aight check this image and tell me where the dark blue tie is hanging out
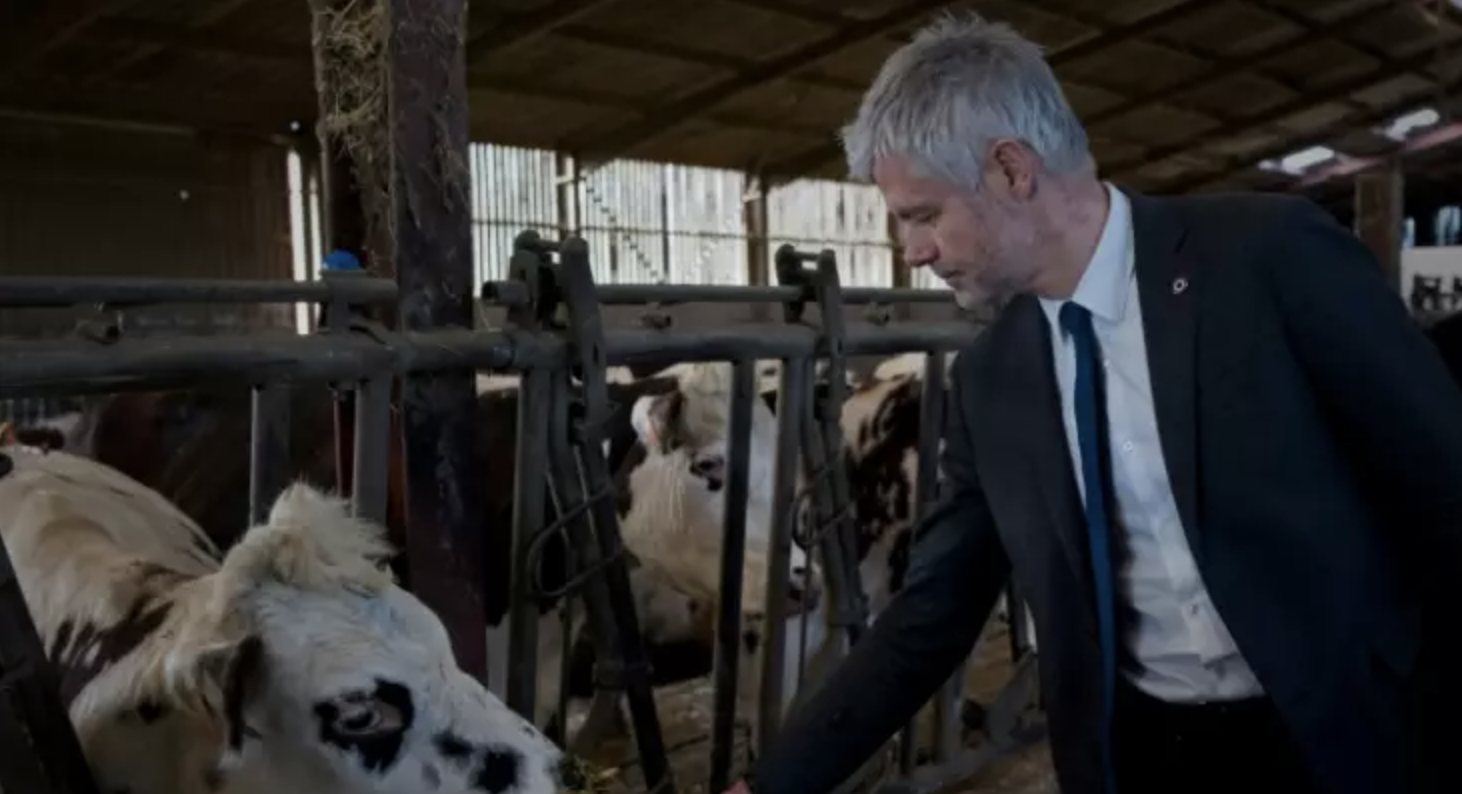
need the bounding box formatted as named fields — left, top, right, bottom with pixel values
left=1059, top=301, right=1119, bottom=794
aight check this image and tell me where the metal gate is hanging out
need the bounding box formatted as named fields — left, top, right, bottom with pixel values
left=0, top=239, right=1042, bottom=794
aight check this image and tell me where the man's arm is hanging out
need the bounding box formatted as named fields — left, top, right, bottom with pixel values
left=1267, top=198, right=1462, bottom=568
left=743, top=351, right=1011, bottom=794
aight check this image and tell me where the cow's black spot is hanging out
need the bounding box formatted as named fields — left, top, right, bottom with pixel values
left=223, top=635, right=265, bottom=750
left=135, top=699, right=168, bottom=724
left=434, top=731, right=474, bottom=763
left=314, top=678, right=416, bottom=774
left=472, top=746, right=522, bottom=793
left=51, top=590, right=174, bottom=707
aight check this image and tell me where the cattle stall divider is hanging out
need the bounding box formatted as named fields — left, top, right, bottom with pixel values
left=0, top=246, right=1043, bottom=794
left=481, top=237, right=1045, bottom=794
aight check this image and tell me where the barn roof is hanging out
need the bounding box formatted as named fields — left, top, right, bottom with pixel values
left=0, top=0, right=1458, bottom=204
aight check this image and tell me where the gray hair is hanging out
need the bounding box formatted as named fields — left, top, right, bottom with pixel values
left=840, top=12, right=1092, bottom=188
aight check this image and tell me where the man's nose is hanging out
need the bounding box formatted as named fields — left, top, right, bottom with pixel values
left=902, top=240, right=937, bottom=268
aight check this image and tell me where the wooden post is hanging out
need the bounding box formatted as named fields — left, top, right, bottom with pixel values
left=384, top=0, right=487, bottom=682
left=1353, top=160, right=1404, bottom=292
left=308, top=0, right=487, bottom=680
left=744, top=170, right=770, bottom=319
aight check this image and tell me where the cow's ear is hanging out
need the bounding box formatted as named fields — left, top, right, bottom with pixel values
left=632, top=392, right=684, bottom=453
left=160, top=621, right=265, bottom=784
left=216, top=483, right=393, bottom=597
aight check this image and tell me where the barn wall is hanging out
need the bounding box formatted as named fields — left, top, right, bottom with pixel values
left=0, top=116, right=296, bottom=338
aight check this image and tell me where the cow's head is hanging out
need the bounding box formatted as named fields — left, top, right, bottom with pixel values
left=628, top=362, right=822, bottom=607
left=99, top=484, right=579, bottom=794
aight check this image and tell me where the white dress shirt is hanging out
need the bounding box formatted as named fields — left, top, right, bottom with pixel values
left=1038, top=183, right=1264, bottom=703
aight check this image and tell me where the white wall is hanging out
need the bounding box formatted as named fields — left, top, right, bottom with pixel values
left=1401, top=246, right=1462, bottom=314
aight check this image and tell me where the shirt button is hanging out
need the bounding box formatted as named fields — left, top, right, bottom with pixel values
left=1187, top=603, right=1201, bottom=617
left=1121, top=441, right=1135, bottom=453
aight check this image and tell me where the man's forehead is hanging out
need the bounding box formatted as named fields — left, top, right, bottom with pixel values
left=874, top=157, right=957, bottom=210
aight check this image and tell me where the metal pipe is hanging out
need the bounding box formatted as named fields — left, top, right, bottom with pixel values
left=918, top=353, right=967, bottom=766
left=0, top=324, right=974, bottom=399
left=0, top=275, right=397, bottom=308
left=708, top=358, right=757, bottom=794
left=0, top=329, right=524, bottom=398
left=604, top=323, right=975, bottom=367
left=756, top=353, right=809, bottom=757
left=248, top=384, right=292, bottom=525
left=350, top=376, right=393, bottom=526
left=506, top=367, right=552, bottom=717
left=481, top=280, right=953, bottom=308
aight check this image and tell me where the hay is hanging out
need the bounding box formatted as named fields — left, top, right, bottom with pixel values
left=306, top=0, right=475, bottom=281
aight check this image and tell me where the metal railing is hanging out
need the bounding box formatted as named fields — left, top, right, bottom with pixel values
left=0, top=237, right=1042, bottom=794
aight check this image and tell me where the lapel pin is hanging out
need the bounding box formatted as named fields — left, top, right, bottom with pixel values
left=1172, top=276, right=1189, bottom=295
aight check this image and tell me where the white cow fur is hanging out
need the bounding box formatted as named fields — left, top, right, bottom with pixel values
left=629, top=359, right=1014, bottom=752
left=0, top=444, right=570, bottom=794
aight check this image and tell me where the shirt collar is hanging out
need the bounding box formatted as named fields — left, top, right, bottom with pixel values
left=1040, top=182, right=1135, bottom=329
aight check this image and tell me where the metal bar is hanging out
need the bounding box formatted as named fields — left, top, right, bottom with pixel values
left=755, top=354, right=809, bottom=758
left=709, top=358, right=757, bottom=793
left=482, top=280, right=954, bottom=307
left=0, top=329, right=525, bottom=398
left=604, top=323, right=975, bottom=367
left=0, top=324, right=976, bottom=399
left=553, top=239, right=675, bottom=792
left=506, top=366, right=551, bottom=717
left=350, top=375, right=392, bottom=526
left=0, top=275, right=396, bottom=308
left=248, top=383, right=292, bottom=525
left=918, top=353, right=965, bottom=766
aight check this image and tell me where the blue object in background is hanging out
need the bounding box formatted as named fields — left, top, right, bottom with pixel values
left=322, top=249, right=362, bottom=272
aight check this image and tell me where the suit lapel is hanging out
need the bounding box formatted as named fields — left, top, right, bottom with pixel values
left=1126, top=189, right=1203, bottom=561
left=994, top=299, right=1094, bottom=594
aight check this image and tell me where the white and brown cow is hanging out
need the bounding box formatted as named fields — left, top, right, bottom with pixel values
left=628, top=353, right=994, bottom=755
left=0, top=443, right=581, bottom=794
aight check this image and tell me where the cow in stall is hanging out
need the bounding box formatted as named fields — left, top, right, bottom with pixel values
left=627, top=352, right=998, bottom=758
left=0, top=442, right=581, bottom=794
left=6, top=369, right=818, bottom=742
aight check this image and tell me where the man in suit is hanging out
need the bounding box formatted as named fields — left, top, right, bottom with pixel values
left=724, top=12, right=1462, bottom=794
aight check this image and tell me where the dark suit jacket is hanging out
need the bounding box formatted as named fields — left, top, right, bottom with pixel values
left=747, top=189, right=1462, bottom=794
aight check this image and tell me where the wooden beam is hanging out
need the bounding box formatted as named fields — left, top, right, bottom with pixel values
left=0, top=76, right=311, bottom=137
left=306, top=0, right=488, bottom=679
left=0, top=0, right=149, bottom=88
left=78, top=21, right=837, bottom=140
left=1100, top=38, right=1462, bottom=179
left=1354, top=161, right=1404, bottom=291
left=101, top=0, right=258, bottom=76
left=1296, top=121, right=1462, bottom=188
left=563, top=0, right=957, bottom=162
left=464, top=0, right=618, bottom=67
left=1156, top=72, right=1462, bottom=194
left=1079, top=0, right=1395, bottom=131
left=761, top=0, right=1220, bottom=181
left=385, top=0, right=488, bottom=679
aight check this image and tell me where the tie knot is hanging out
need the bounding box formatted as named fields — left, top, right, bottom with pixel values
left=1059, top=301, right=1092, bottom=338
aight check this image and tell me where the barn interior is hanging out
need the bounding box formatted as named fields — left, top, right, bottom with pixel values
left=0, top=1, right=1460, bottom=794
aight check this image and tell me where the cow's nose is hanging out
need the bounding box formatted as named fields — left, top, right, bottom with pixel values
left=787, top=578, right=822, bottom=614
left=553, top=754, right=588, bottom=791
